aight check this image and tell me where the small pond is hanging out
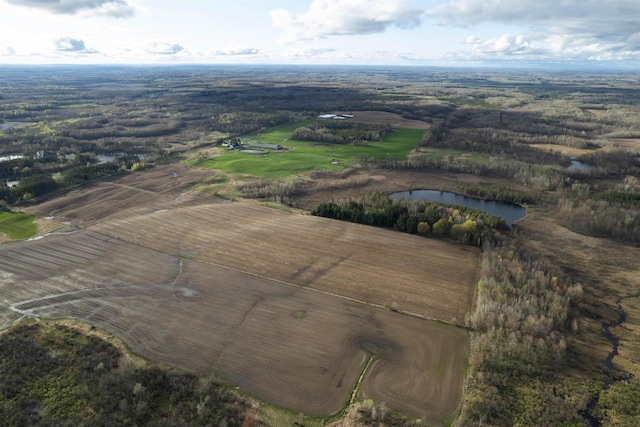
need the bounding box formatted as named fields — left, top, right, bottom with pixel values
left=568, top=158, right=595, bottom=172
left=96, top=154, right=118, bottom=163
left=389, top=190, right=527, bottom=228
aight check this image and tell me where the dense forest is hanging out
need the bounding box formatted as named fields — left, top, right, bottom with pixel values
left=291, top=121, right=393, bottom=145
left=311, top=190, right=507, bottom=246
left=0, top=322, right=259, bottom=426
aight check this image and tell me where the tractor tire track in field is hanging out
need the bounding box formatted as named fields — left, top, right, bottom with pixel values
left=9, top=284, right=190, bottom=320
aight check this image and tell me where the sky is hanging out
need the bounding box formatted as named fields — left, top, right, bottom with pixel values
left=0, top=0, right=638, bottom=67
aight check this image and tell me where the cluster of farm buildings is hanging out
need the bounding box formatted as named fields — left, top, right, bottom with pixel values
left=317, top=113, right=354, bottom=120
left=221, top=141, right=282, bottom=150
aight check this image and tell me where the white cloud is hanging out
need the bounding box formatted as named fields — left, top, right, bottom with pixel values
left=464, top=35, right=480, bottom=44
left=627, top=33, right=640, bottom=51
left=428, top=0, right=640, bottom=61
left=3, top=0, right=135, bottom=18
left=287, top=47, right=336, bottom=58
left=54, top=37, right=98, bottom=54
left=1, top=46, right=16, bottom=55
left=211, top=47, right=260, bottom=56
left=470, top=34, right=541, bottom=55
left=427, top=0, right=639, bottom=30
left=146, top=42, right=184, bottom=55
left=271, top=0, right=422, bottom=41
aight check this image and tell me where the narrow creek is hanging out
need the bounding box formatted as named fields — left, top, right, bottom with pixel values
left=584, top=293, right=640, bottom=426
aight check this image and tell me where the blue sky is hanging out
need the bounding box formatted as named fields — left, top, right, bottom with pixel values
left=0, top=0, right=638, bottom=67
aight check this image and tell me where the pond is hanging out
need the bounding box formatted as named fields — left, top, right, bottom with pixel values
left=96, top=154, right=118, bottom=164
left=389, top=190, right=527, bottom=228
left=568, top=158, right=595, bottom=172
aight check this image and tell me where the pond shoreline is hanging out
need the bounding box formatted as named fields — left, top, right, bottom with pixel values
left=389, top=189, right=527, bottom=229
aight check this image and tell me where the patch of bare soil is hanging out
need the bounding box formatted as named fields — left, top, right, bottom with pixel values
left=530, top=143, right=597, bottom=157
left=33, top=218, right=65, bottom=237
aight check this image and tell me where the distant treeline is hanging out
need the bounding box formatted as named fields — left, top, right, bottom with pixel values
left=560, top=199, right=640, bottom=246
left=0, top=159, right=143, bottom=204
left=0, top=174, right=59, bottom=204
left=311, top=190, right=506, bottom=246
left=291, top=121, right=392, bottom=145
left=456, top=183, right=537, bottom=205
left=594, top=190, right=640, bottom=205
left=207, top=111, right=293, bottom=135
left=60, top=118, right=185, bottom=141
left=420, top=110, right=569, bottom=166
left=364, top=155, right=567, bottom=191
left=579, top=149, right=640, bottom=175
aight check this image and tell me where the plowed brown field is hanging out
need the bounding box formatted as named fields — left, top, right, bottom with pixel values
left=89, top=202, right=478, bottom=323
left=2, top=166, right=479, bottom=423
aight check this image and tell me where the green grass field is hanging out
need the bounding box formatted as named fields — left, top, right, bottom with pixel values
left=195, top=121, right=425, bottom=179
left=0, top=210, right=38, bottom=240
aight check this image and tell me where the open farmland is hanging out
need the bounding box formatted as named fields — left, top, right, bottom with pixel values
left=0, top=231, right=471, bottom=422
left=88, top=202, right=478, bottom=323
left=0, top=168, right=480, bottom=423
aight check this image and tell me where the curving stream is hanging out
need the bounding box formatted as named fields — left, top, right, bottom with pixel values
left=584, top=293, right=640, bottom=426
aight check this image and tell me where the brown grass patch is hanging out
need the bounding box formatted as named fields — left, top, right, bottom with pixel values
left=331, top=111, right=431, bottom=130
left=530, top=143, right=596, bottom=157
left=611, top=138, right=640, bottom=152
